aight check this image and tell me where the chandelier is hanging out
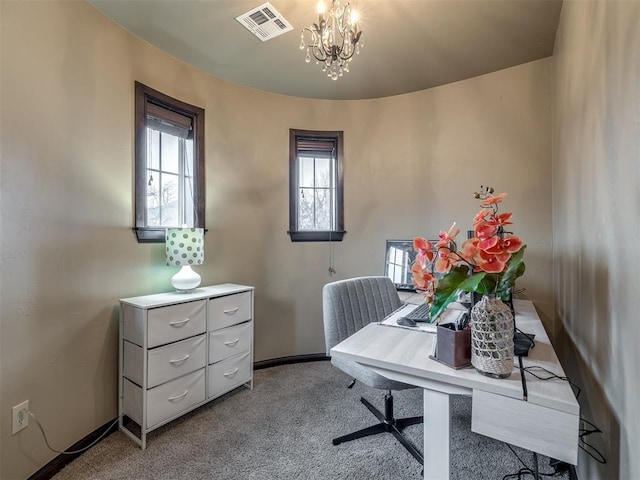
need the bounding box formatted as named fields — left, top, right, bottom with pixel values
left=300, top=0, right=363, bottom=80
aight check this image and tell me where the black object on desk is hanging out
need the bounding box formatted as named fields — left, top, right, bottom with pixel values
left=514, top=331, right=535, bottom=356
left=396, top=316, right=418, bottom=327
left=403, top=302, right=432, bottom=322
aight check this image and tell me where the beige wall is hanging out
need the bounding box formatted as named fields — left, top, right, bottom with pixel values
left=553, top=1, right=640, bottom=479
left=0, top=1, right=552, bottom=478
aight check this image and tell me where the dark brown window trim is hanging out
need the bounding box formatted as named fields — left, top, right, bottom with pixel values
left=287, top=231, right=346, bottom=242
left=132, top=227, right=208, bottom=243
left=134, top=82, right=205, bottom=243
left=288, top=129, right=345, bottom=243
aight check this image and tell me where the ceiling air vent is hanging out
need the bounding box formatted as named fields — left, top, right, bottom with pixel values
left=236, top=2, right=293, bottom=42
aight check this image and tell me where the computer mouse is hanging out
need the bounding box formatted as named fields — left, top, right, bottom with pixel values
left=396, top=316, right=417, bottom=327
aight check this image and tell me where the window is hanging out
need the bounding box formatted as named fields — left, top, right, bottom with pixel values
left=134, top=82, right=205, bottom=243
left=288, top=129, right=345, bottom=242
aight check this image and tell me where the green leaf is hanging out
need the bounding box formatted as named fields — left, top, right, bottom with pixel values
left=474, top=274, right=498, bottom=295
left=431, top=266, right=486, bottom=321
left=498, top=245, right=526, bottom=296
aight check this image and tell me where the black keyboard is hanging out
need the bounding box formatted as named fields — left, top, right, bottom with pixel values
left=404, top=303, right=432, bottom=321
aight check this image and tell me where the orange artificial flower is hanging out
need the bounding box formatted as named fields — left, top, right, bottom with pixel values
left=485, top=212, right=513, bottom=229
left=483, top=235, right=523, bottom=255
left=411, top=262, right=437, bottom=297
left=434, top=247, right=459, bottom=274
left=476, top=249, right=508, bottom=273
left=480, top=192, right=507, bottom=208
left=473, top=208, right=490, bottom=224
left=436, top=222, right=460, bottom=249
left=460, top=238, right=481, bottom=264
left=475, top=222, right=498, bottom=240
left=478, top=234, right=500, bottom=251
left=413, top=237, right=435, bottom=268
left=500, top=234, right=524, bottom=253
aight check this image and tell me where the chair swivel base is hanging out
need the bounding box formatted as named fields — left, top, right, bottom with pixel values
left=332, top=394, right=424, bottom=464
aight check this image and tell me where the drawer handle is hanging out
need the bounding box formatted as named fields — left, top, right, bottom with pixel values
left=223, top=307, right=239, bottom=315
left=223, top=368, right=239, bottom=378
left=224, top=339, right=240, bottom=347
left=168, top=390, right=189, bottom=402
left=169, top=317, right=190, bottom=327
left=169, top=354, right=190, bottom=364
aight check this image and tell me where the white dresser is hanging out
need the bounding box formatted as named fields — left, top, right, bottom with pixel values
left=118, top=284, right=254, bottom=449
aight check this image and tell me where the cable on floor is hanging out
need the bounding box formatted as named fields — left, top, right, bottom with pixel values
left=28, top=411, right=118, bottom=455
left=502, top=444, right=567, bottom=479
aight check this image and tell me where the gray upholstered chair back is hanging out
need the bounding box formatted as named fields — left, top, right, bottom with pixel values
left=322, top=276, right=402, bottom=355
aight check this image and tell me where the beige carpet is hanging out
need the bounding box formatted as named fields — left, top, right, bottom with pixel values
left=52, top=361, right=568, bottom=479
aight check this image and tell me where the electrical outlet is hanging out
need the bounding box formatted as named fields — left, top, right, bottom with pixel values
left=12, top=400, right=29, bottom=434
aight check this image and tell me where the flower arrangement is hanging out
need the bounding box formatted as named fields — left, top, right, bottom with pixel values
left=412, top=186, right=526, bottom=320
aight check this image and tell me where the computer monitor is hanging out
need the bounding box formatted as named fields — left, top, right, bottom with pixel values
left=384, top=240, right=417, bottom=291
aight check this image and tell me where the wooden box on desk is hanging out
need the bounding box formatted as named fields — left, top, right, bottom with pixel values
left=433, top=323, right=471, bottom=369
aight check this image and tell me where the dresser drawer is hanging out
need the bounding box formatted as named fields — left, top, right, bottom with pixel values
left=208, top=351, right=251, bottom=398
left=208, top=292, right=252, bottom=331
left=147, top=368, right=206, bottom=428
left=147, top=334, right=206, bottom=388
left=209, top=321, right=252, bottom=364
left=123, top=335, right=207, bottom=388
left=147, top=300, right=206, bottom=347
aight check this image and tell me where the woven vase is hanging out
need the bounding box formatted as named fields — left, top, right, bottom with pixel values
left=470, top=294, right=514, bottom=378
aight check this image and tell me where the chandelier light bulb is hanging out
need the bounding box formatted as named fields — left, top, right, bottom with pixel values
left=317, top=1, right=325, bottom=14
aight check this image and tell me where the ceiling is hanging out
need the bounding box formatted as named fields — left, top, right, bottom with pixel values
left=88, top=0, right=563, bottom=101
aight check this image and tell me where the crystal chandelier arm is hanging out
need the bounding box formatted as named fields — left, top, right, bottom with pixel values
left=302, top=26, right=329, bottom=62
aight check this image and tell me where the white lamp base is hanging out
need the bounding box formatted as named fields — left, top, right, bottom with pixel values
left=171, top=265, right=201, bottom=293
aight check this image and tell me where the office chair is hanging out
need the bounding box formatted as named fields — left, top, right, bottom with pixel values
left=322, top=276, right=423, bottom=464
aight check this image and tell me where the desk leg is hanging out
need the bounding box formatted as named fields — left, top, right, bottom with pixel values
left=423, top=389, right=450, bottom=479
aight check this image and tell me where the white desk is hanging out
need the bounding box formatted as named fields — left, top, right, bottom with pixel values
left=330, top=299, right=579, bottom=479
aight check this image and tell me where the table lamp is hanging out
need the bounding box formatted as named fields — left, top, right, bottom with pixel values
left=166, top=227, right=204, bottom=293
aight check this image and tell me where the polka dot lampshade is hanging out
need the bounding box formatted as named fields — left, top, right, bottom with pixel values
left=166, top=228, right=204, bottom=266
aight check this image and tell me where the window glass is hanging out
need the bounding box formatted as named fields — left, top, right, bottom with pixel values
left=299, top=156, right=315, bottom=188
left=314, top=189, right=331, bottom=230
left=160, top=133, right=180, bottom=174
left=298, top=188, right=314, bottom=230
left=315, top=157, right=331, bottom=188
left=148, top=128, right=160, bottom=170
left=160, top=172, right=179, bottom=226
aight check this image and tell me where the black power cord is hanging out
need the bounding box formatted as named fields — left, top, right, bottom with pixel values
left=503, top=364, right=607, bottom=478
left=517, top=364, right=582, bottom=400
left=502, top=444, right=566, bottom=479
left=578, top=417, right=607, bottom=464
